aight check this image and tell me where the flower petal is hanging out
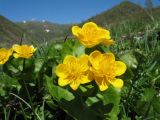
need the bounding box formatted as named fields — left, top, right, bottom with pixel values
left=79, top=55, right=88, bottom=64
left=0, top=60, right=6, bottom=64
left=70, top=81, right=80, bottom=90
left=58, top=78, right=70, bottom=86
left=55, top=64, right=68, bottom=78
left=79, top=42, right=97, bottom=48
left=95, top=76, right=109, bottom=91
left=12, top=44, right=20, bottom=53
left=0, top=57, right=8, bottom=64
left=80, top=75, right=92, bottom=84
left=88, top=70, right=94, bottom=81
left=72, top=26, right=82, bottom=37
left=114, top=61, right=127, bottom=76
left=30, top=45, right=37, bottom=52
left=13, top=53, right=20, bottom=58
left=102, top=39, right=115, bottom=46
left=103, top=52, right=115, bottom=63
left=111, top=78, right=124, bottom=88
left=89, top=50, right=102, bottom=69
left=99, top=84, right=108, bottom=91
left=98, top=28, right=111, bottom=40
left=63, top=55, right=76, bottom=64
left=79, top=55, right=89, bottom=71
left=82, top=22, right=98, bottom=30
left=25, top=54, right=33, bottom=58
left=8, top=48, right=13, bottom=56
left=0, top=48, right=7, bottom=52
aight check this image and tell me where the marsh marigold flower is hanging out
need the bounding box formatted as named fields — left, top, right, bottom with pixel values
left=55, top=55, right=92, bottom=90
left=72, top=22, right=114, bottom=48
left=0, top=48, right=13, bottom=64
left=12, top=44, right=36, bottom=58
left=89, top=51, right=126, bottom=91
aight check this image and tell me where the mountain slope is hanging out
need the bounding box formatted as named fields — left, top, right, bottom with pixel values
left=0, top=15, right=32, bottom=47
left=17, top=21, right=72, bottom=42
left=86, top=1, right=159, bottom=26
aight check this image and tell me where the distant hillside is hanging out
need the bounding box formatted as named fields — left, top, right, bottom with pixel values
left=153, top=6, right=160, bottom=18
left=86, top=1, right=160, bottom=26
left=17, top=21, right=72, bottom=42
left=0, top=15, right=32, bottom=47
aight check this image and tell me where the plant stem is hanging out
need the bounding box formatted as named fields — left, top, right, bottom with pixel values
left=3, top=108, right=7, bottom=120
left=125, top=79, right=135, bottom=115
left=10, top=93, right=31, bottom=108
left=125, top=71, right=139, bottom=116
left=20, top=34, right=24, bottom=45
left=22, top=59, right=37, bottom=119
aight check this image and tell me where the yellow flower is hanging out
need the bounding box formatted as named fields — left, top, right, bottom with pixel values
left=89, top=51, right=126, bottom=91
left=0, top=48, right=13, bottom=64
left=12, top=44, right=36, bottom=58
left=55, top=55, right=92, bottom=90
left=72, top=22, right=114, bottom=48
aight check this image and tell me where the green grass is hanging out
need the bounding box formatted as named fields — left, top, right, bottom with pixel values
left=1, top=18, right=160, bottom=119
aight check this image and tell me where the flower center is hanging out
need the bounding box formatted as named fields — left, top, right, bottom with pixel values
left=66, top=62, right=86, bottom=82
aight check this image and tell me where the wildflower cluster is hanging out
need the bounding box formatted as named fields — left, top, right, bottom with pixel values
left=56, top=22, right=127, bottom=91
left=0, top=44, right=36, bottom=64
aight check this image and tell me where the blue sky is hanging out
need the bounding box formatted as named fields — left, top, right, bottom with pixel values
left=0, top=0, right=160, bottom=24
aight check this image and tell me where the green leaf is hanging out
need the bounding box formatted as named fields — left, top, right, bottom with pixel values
left=134, top=88, right=159, bottom=117
left=34, top=58, right=45, bottom=73
left=0, top=73, right=20, bottom=96
left=120, top=51, right=138, bottom=69
left=134, top=101, right=150, bottom=116
left=85, top=45, right=104, bottom=55
left=141, top=88, right=156, bottom=102
left=62, top=39, right=85, bottom=57
left=79, top=86, right=87, bottom=92
left=47, top=43, right=62, bottom=61
left=60, top=96, right=103, bottom=120
left=78, top=84, right=98, bottom=97
left=152, top=97, right=160, bottom=113
left=45, top=75, right=75, bottom=101
left=100, top=86, right=121, bottom=120
left=3, top=58, right=23, bottom=75
left=74, top=45, right=85, bottom=56
left=44, top=95, right=58, bottom=110
left=86, top=97, right=100, bottom=106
